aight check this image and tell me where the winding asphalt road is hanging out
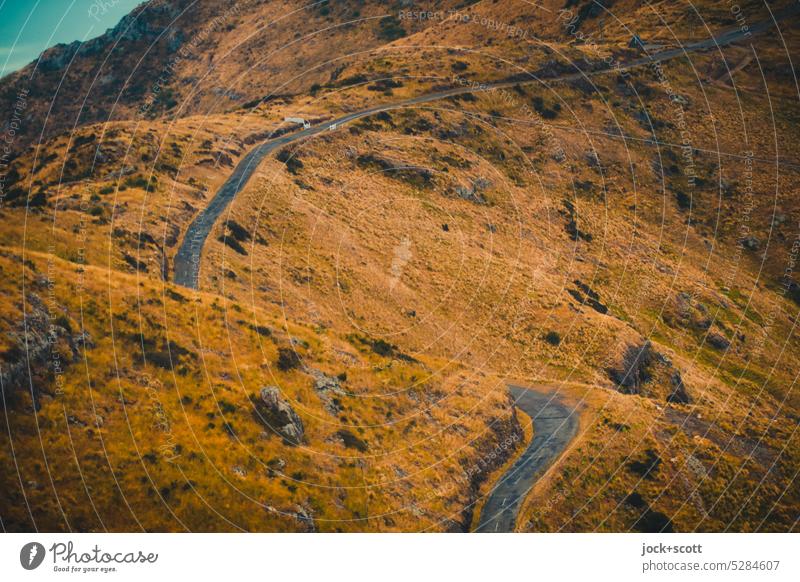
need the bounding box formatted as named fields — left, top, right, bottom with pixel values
left=171, top=6, right=797, bottom=288
left=475, top=386, right=578, bottom=533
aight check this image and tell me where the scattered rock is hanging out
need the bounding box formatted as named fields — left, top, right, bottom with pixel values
left=289, top=336, right=308, bottom=348
left=264, top=503, right=316, bottom=532
left=266, top=458, right=286, bottom=477
left=307, top=368, right=345, bottom=415
left=666, top=292, right=711, bottom=331
left=452, top=177, right=491, bottom=205
left=211, top=87, right=243, bottom=101
left=707, top=332, right=730, bottom=350
left=356, top=153, right=433, bottom=188
left=585, top=150, right=603, bottom=172
left=685, top=454, right=707, bottom=479
left=291, top=504, right=316, bottom=532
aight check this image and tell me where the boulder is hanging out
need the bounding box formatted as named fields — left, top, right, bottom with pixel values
left=609, top=342, right=654, bottom=394
left=253, top=386, right=304, bottom=445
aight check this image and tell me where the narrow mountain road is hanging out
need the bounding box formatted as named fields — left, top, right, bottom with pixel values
left=475, top=386, right=578, bottom=533
left=172, top=6, right=797, bottom=288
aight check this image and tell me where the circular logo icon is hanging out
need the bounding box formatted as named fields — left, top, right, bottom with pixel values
left=20, top=542, right=46, bottom=570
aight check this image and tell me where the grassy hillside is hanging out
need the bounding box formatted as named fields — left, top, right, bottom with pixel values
left=0, top=248, right=517, bottom=531
left=1, top=0, right=799, bottom=532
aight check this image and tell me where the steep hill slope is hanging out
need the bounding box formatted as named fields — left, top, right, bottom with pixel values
left=1, top=0, right=799, bottom=532
left=0, top=0, right=464, bottom=154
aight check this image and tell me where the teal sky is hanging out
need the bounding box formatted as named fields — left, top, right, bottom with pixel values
left=0, top=0, right=143, bottom=77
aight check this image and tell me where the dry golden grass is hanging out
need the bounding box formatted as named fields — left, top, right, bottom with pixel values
left=1, top=0, right=799, bottom=533
left=0, top=247, right=517, bottom=531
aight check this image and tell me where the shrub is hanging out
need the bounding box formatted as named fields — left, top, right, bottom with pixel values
left=124, top=174, right=157, bottom=192
left=277, top=347, right=301, bottom=371
left=217, top=234, right=247, bottom=255
left=675, top=190, right=691, bottom=211
left=165, top=288, right=187, bottom=303
left=544, top=331, right=562, bottom=346
left=336, top=429, right=368, bottom=452
left=532, top=95, right=559, bottom=119
left=29, top=190, right=47, bottom=207
left=224, top=220, right=251, bottom=242
left=249, top=324, right=271, bottom=337
left=377, top=15, right=405, bottom=41
left=218, top=399, right=237, bottom=414
left=53, top=314, right=73, bottom=333
left=276, top=149, right=304, bottom=175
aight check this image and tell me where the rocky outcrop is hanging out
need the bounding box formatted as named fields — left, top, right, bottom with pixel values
left=1, top=293, right=92, bottom=410
left=608, top=341, right=691, bottom=404
left=38, top=42, right=82, bottom=72
left=609, top=342, right=655, bottom=394
left=252, top=386, right=305, bottom=445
